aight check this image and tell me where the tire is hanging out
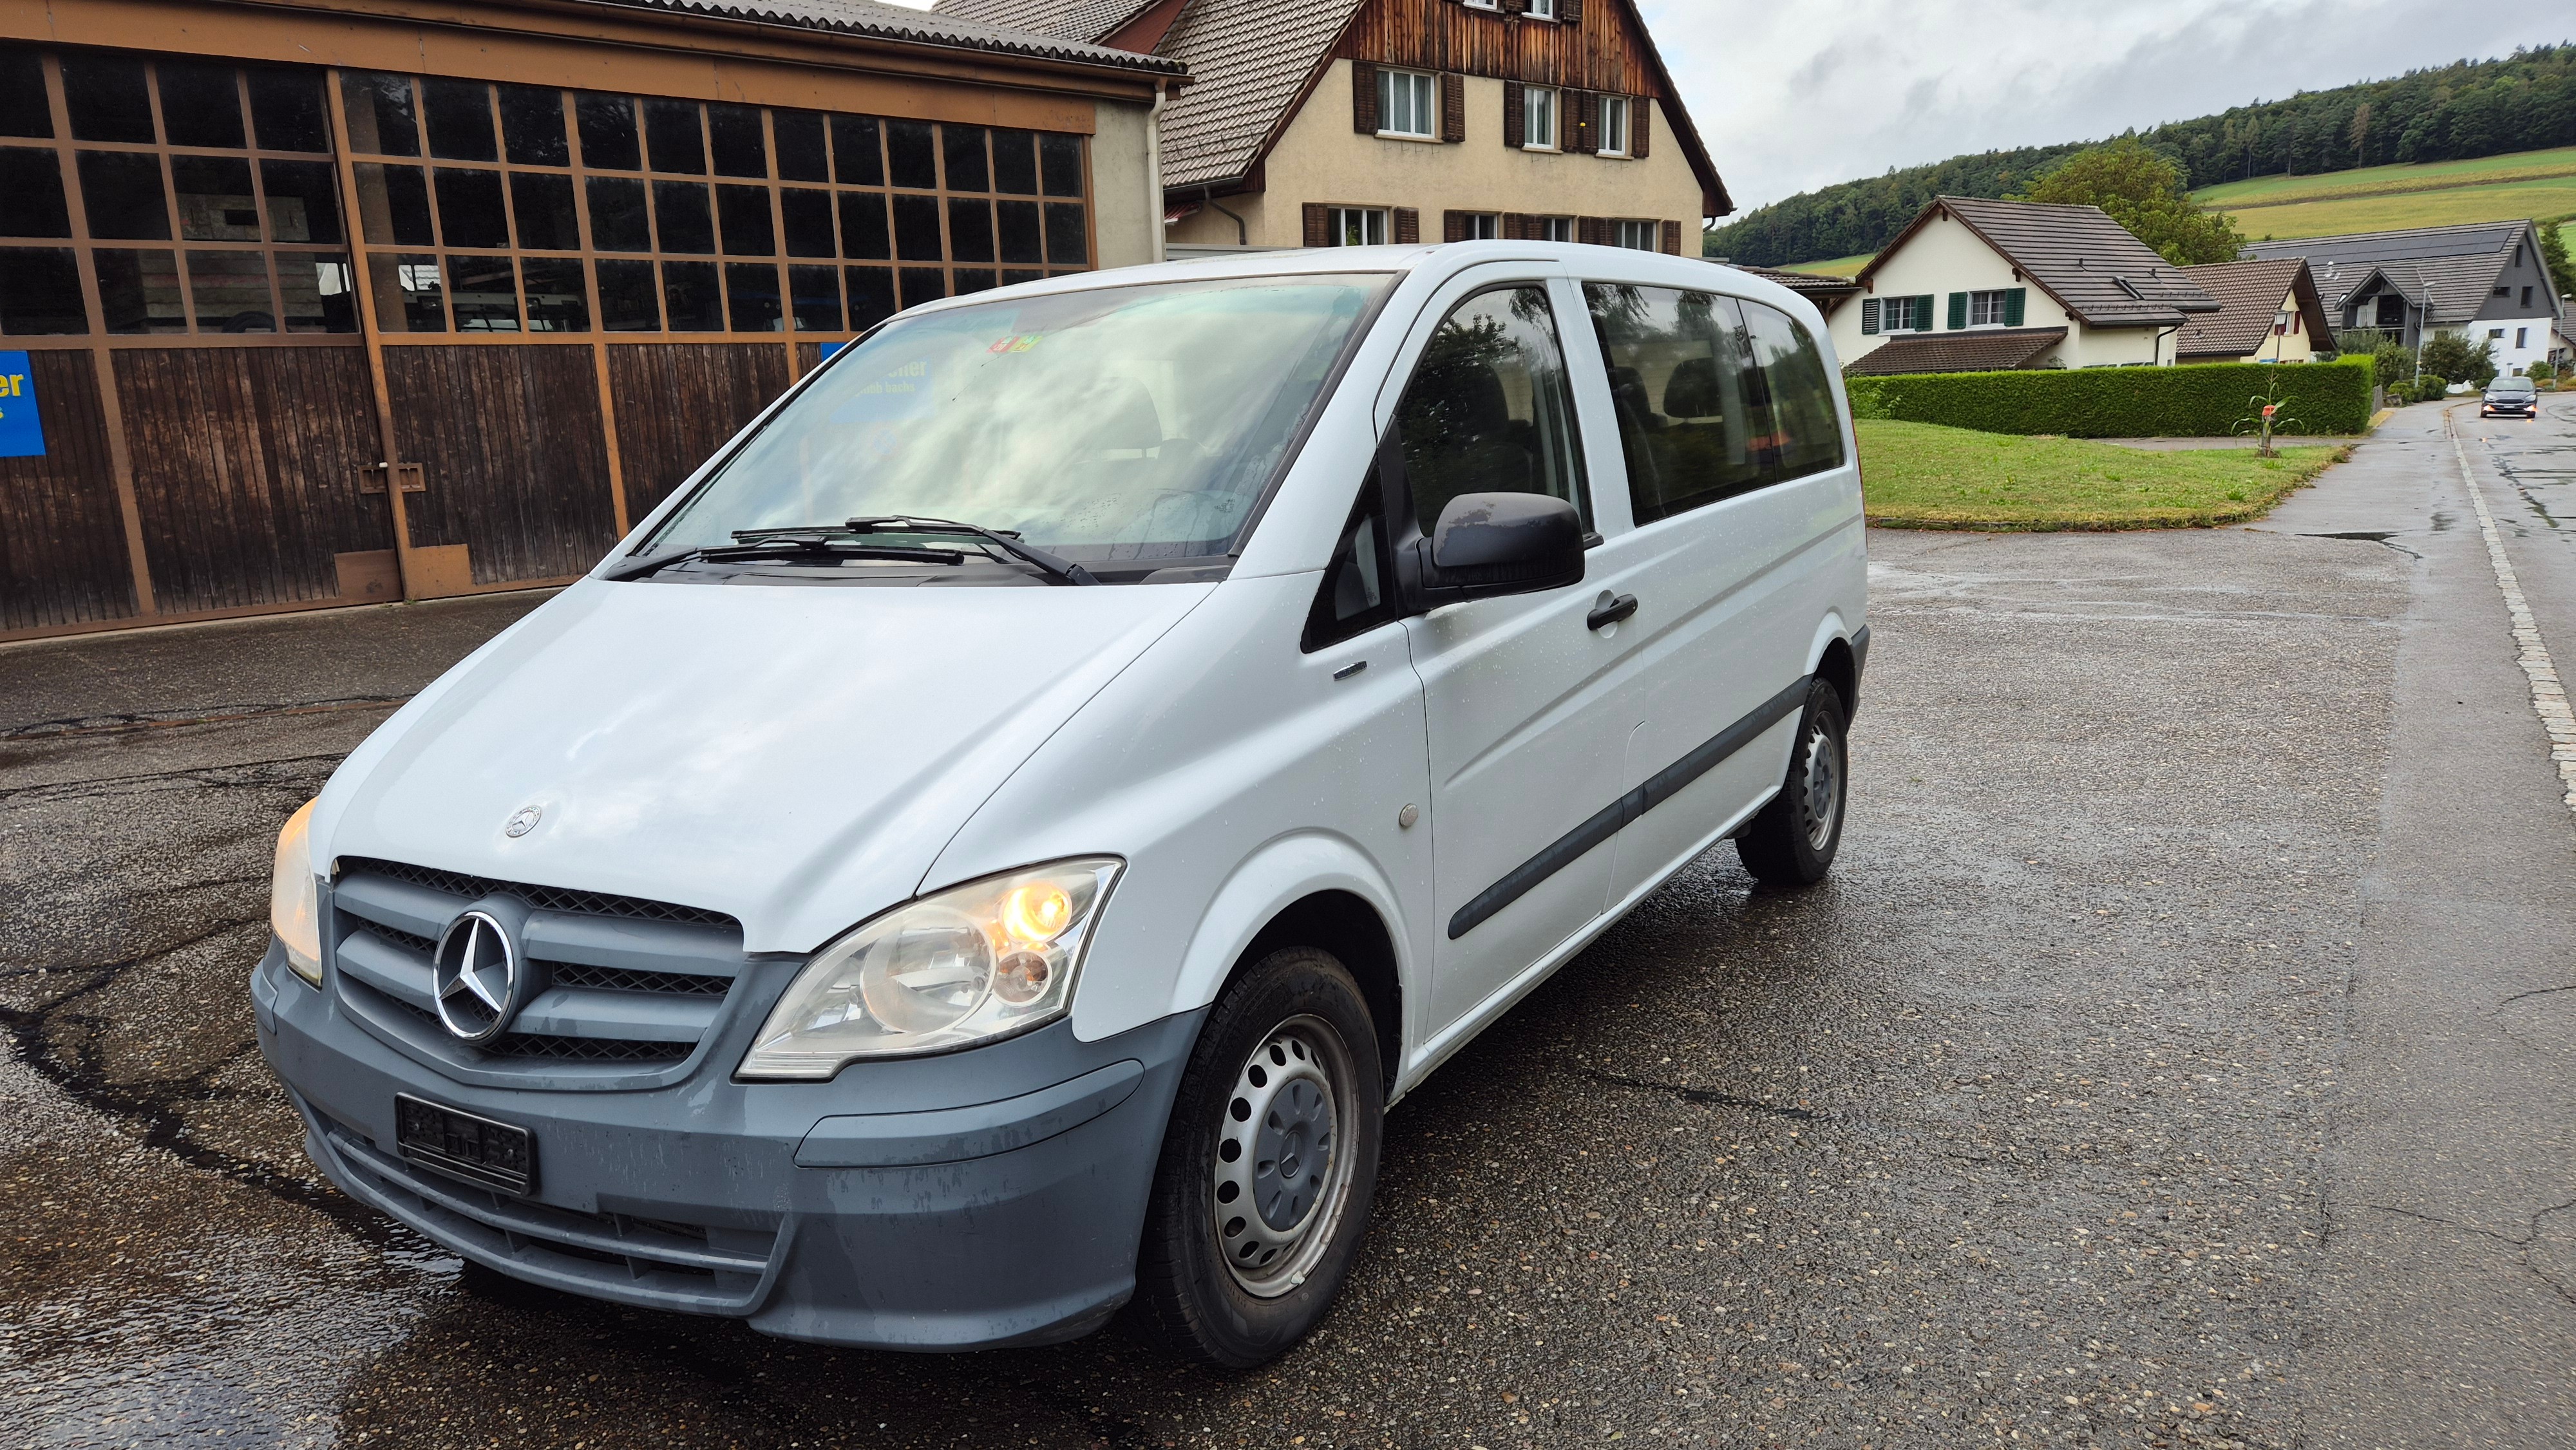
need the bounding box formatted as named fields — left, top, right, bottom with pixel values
left=1133, top=946, right=1383, bottom=1368
left=1736, top=678, right=1850, bottom=889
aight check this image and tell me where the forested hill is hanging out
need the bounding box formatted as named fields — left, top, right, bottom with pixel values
left=1707, top=44, right=2576, bottom=267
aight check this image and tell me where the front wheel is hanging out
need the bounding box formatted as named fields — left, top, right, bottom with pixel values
left=1132, top=946, right=1383, bottom=1368
left=1736, top=678, right=1850, bottom=888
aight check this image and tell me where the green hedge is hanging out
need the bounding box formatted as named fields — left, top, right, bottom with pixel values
left=1841, top=357, right=2373, bottom=437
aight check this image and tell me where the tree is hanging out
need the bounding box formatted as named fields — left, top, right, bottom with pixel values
left=2541, top=220, right=2575, bottom=300
left=2420, top=331, right=2499, bottom=386
left=2014, top=138, right=2248, bottom=265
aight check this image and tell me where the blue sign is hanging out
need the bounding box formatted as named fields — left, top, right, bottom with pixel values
left=0, top=352, right=38, bottom=458
left=819, top=341, right=851, bottom=363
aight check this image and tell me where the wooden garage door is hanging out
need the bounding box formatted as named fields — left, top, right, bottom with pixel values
left=0, top=351, right=137, bottom=634
left=383, top=344, right=617, bottom=590
left=609, top=342, right=791, bottom=526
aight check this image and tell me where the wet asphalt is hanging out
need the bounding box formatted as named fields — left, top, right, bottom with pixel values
left=3, top=400, right=2572, bottom=1449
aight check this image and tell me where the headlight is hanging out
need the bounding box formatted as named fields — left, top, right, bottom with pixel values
left=739, top=858, right=1122, bottom=1078
left=270, top=798, right=323, bottom=987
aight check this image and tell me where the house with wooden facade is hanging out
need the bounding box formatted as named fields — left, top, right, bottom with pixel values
left=0, top=0, right=1181, bottom=642
left=933, top=0, right=1730, bottom=252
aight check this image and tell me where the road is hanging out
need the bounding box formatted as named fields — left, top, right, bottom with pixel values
left=1, top=398, right=2570, bottom=1449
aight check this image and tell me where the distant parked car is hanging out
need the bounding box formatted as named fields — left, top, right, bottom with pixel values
left=2482, top=377, right=2539, bottom=418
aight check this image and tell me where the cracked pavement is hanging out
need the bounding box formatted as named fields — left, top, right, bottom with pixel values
left=3, top=401, right=2573, bottom=1448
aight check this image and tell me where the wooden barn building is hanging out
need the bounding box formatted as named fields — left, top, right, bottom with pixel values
left=0, top=0, right=1181, bottom=641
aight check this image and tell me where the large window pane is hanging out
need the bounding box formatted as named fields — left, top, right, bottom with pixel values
left=1394, top=285, right=1587, bottom=532
left=422, top=79, right=497, bottom=160
left=576, top=93, right=639, bottom=171
left=891, top=194, right=941, bottom=261
left=653, top=181, right=714, bottom=253
left=278, top=250, right=358, bottom=332
left=781, top=189, right=835, bottom=257
left=247, top=68, right=329, bottom=152
left=788, top=263, right=840, bottom=331
left=947, top=198, right=992, bottom=263
left=838, top=192, right=889, bottom=259
left=0, top=150, right=70, bottom=236
left=63, top=56, right=155, bottom=143
left=79, top=151, right=171, bottom=239
left=0, top=49, right=53, bottom=138
left=953, top=267, right=996, bottom=297
left=1582, top=283, right=1762, bottom=522
left=885, top=119, right=935, bottom=189
left=1739, top=301, right=1846, bottom=482
left=0, top=247, right=88, bottom=333
left=497, top=84, right=569, bottom=165
left=522, top=256, right=588, bottom=332
left=717, top=184, right=775, bottom=255
left=446, top=252, right=518, bottom=330
left=369, top=253, right=445, bottom=332
left=261, top=159, right=343, bottom=243
left=355, top=163, right=434, bottom=246
left=662, top=259, right=721, bottom=330
left=187, top=249, right=274, bottom=332
left=158, top=61, right=245, bottom=149
left=95, top=249, right=185, bottom=332
left=846, top=265, right=894, bottom=330
left=644, top=99, right=704, bottom=174
left=433, top=167, right=508, bottom=248
left=774, top=111, right=828, bottom=182
left=708, top=102, right=766, bottom=177
left=1039, top=133, right=1083, bottom=197
left=897, top=266, right=943, bottom=311
left=726, top=261, right=782, bottom=331
left=829, top=115, right=882, bottom=186
left=586, top=176, right=650, bottom=252
left=1002, top=267, right=1045, bottom=288
left=341, top=73, right=419, bottom=156
left=172, top=155, right=258, bottom=240
left=596, top=258, right=658, bottom=330
left=1043, top=202, right=1086, bottom=265
left=995, top=200, right=1041, bottom=265
left=509, top=172, right=579, bottom=250
left=942, top=125, right=988, bottom=193
left=991, top=129, right=1037, bottom=195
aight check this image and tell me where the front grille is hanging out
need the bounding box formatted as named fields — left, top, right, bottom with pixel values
left=549, top=962, right=731, bottom=997
left=341, top=856, right=739, bottom=930
left=377, top=994, right=692, bottom=1066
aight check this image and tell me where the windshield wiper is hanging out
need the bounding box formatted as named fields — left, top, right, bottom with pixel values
left=844, top=516, right=1101, bottom=585
left=605, top=530, right=966, bottom=581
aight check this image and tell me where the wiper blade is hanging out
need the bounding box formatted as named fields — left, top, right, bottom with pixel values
left=605, top=532, right=966, bottom=581
left=844, top=516, right=1101, bottom=586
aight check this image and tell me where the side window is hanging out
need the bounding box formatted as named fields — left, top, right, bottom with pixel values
left=1739, top=301, right=1846, bottom=481
left=1582, top=281, right=1763, bottom=523
left=1392, top=285, right=1588, bottom=536
left=1303, top=470, right=1398, bottom=651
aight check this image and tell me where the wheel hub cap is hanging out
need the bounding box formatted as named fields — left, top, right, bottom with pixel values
left=1212, top=1016, right=1357, bottom=1297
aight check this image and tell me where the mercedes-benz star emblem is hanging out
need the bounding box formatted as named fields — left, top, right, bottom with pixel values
left=503, top=805, right=542, bottom=838
left=432, top=910, right=522, bottom=1043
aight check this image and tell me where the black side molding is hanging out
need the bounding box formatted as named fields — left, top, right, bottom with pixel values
left=1848, top=624, right=1871, bottom=722
left=1446, top=675, right=1815, bottom=940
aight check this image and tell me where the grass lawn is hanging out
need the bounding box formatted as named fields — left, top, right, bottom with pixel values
left=2192, top=144, right=2576, bottom=209
left=2192, top=144, right=2576, bottom=240
left=1778, top=253, right=1871, bottom=276
left=1856, top=419, right=2349, bottom=531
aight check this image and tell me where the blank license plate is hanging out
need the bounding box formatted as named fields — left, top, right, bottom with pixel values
left=395, top=1093, right=536, bottom=1195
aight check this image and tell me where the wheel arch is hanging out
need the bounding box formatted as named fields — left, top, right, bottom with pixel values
left=1807, top=615, right=1862, bottom=723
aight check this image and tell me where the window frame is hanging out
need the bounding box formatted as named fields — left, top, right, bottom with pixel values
left=1521, top=86, right=1558, bottom=151
left=1376, top=68, right=1437, bottom=140
left=1596, top=96, right=1630, bottom=158
left=1324, top=205, right=1390, bottom=247
left=1526, top=0, right=1558, bottom=17
left=1967, top=288, right=2009, bottom=326
left=1612, top=220, right=1657, bottom=252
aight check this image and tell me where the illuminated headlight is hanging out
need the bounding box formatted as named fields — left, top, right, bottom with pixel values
left=739, top=858, right=1122, bottom=1078
left=270, top=798, right=323, bottom=987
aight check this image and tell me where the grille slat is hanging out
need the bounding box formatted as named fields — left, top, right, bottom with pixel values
left=548, top=962, right=732, bottom=997
left=341, top=856, right=739, bottom=930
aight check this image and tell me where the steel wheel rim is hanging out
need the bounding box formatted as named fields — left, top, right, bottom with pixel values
left=1212, top=1014, right=1358, bottom=1298
left=1798, top=721, right=1841, bottom=852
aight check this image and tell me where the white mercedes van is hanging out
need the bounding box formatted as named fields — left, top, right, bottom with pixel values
left=253, top=241, right=1868, bottom=1368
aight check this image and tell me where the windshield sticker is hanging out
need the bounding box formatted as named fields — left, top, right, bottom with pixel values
left=986, top=333, right=1042, bottom=355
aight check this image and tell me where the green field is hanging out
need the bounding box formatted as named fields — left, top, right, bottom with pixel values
left=2195, top=145, right=2576, bottom=240
left=1856, top=420, right=2347, bottom=530
left=1779, top=254, right=1871, bottom=277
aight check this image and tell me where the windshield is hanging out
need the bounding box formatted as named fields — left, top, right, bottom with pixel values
left=2492, top=380, right=2535, bottom=393
left=638, top=274, right=1390, bottom=571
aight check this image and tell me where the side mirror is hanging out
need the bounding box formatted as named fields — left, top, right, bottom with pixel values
left=1417, top=492, right=1584, bottom=605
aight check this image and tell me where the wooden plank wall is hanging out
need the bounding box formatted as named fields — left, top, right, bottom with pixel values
left=609, top=343, right=793, bottom=525
left=1338, top=0, right=1660, bottom=95
left=385, top=346, right=618, bottom=585
left=0, top=352, right=136, bottom=634
left=117, top=348, right=390, bottom=615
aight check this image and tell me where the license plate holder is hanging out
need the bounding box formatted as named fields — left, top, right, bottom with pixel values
left=395, top=1093, right=536, bottom=1196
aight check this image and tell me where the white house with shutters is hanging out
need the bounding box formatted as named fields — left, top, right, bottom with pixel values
left=1825, top=196, right=2221, bottom=375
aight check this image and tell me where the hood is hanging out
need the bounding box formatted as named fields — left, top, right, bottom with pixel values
left=315, top=578, right=1211, bottom=953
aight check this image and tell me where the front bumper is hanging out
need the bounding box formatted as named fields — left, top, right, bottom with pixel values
left=252, top=938, right=1202, bottom=1350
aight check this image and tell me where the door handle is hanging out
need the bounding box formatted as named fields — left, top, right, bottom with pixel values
left=1587, top=593, right=1638, bottom=631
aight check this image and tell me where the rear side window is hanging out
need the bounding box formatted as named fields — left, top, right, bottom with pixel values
left=1392, top=285, right=1589, bottom=534
left=1584, top=285, right=1846, bottom=525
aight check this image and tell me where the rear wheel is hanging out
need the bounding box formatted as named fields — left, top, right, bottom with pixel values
left=1736, top=679, right=1849, bottom=888
left=1133, top=946, right=1382, bottom=1368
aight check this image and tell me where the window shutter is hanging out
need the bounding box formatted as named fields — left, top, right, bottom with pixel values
left=1629, top=97, right=1649, bottom=158
left=1946, top=291, right=1967, bottom=330
left=1560, top=0, right=1580, bottom=20
left=1502, top=0, right=1526, bottom=12
left=1917, top=296, right=1936, bottom=332
left=1862, top=297, right=1881, bottom=335
left=1577, top=216, right=1604, bottom=246
left=1660, top=219, right=1682, bottom=254
left=2004, top=287, right=2026, bottom=326
left=1394, top=207, right=1420, bottom=244
left=1441, top=73, right=1465, bottom=142
left=1569, top=91, right=1596, bottom=155
left=1502, top=211, right=1530, bottom=240
left=1503, top=81, right=1525, bottom=149
left=1443, top=210, right=1469, bottom=243
left=1303, top=203, right=1330, bottom=249
left=1352, top=62, right=1379, bottom=134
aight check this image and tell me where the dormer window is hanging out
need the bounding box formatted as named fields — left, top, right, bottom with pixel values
left=2113, top=276, right=2143, bottom=299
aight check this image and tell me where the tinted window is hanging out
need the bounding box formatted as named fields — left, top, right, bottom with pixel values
left=1739, top=300, right=1844, bottom=481
left=1304, top=476, right=1399, bottom=650
left=1394, top=285, right=1587, bottom=534
left=1584, top=283, right=1762, bottom=522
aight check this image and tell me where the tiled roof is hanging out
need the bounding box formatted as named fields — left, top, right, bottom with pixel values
left=1842, top=327, right=2067, bottom=375
left=1153, top=0, right=1363, bottom=190
left=2242, top=221, right=2534, bottom=325
left=1727, top=263, right=1861, bottom=300
left=2173, top=258, right=2325, bottom=359
left=601, top=0, right=1186, bottom=71
left=929, top=0, right=1155, bottom=42
left=1930, top=197, right=2219, bottom=327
